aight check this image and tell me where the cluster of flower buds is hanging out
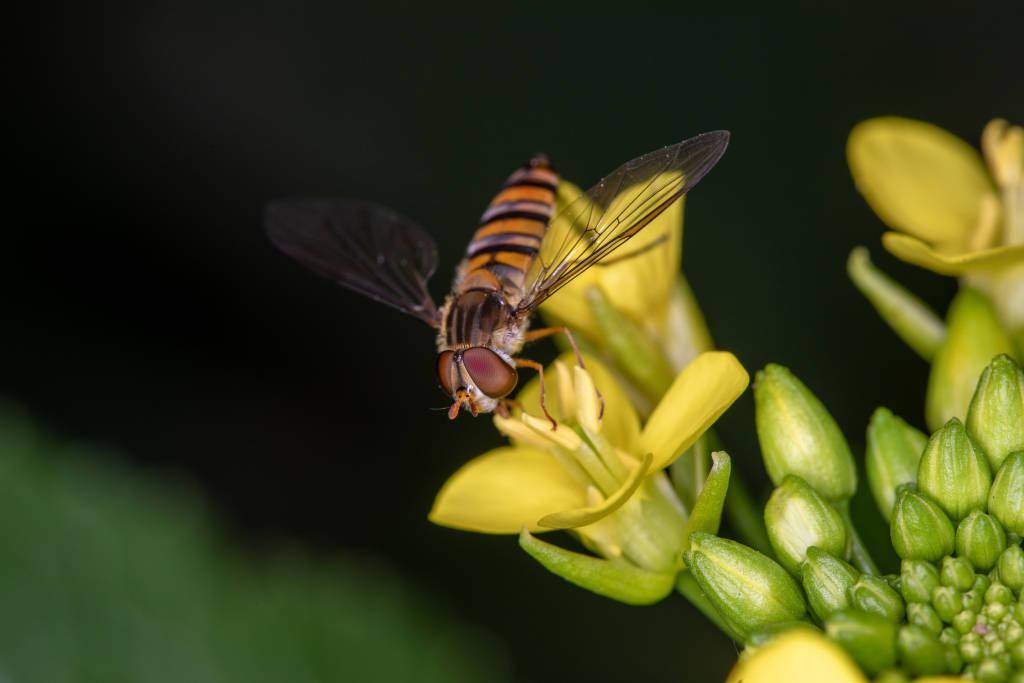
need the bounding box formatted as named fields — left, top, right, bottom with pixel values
left=686, top=354, right=1024, bottom=682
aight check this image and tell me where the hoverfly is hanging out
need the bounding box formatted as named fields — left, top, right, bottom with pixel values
left=266, top=131, right=729, bottom=424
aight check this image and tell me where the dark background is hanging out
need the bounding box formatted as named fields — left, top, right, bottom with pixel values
left=12, top=3, right=1023, bottom=681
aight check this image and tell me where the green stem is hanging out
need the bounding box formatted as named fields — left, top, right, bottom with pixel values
left=837, top=501, right=879, bottom=575
left=724, top=472, right=773, bottom=557
left=676, top=571, right=744, bottom=642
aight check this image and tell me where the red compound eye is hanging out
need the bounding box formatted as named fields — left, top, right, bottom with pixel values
left=436, top=350, right=457, bottom=396
left=462, top=347, right=518, bottom=398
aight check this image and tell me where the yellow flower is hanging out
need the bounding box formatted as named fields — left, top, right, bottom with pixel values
left=726, top=631, right=866, bottom=683
left=429, top=350, right=748, bottom=603
left=847, top=116, right=1024, bottom=350
left=848, top=117, right=1024, bottom=274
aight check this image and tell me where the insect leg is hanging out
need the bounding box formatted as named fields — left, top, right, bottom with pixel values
left=523, top=327, right=604, bottom=419
left=514, top=358, right=557, bottom=430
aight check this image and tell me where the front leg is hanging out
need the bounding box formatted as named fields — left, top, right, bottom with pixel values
left=514, top=358, right=557, bottom=430
left=523, top=326, right=604, bottom=418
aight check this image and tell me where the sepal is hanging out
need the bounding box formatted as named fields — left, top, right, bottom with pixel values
left=518, top=529, right=675, bottom=605
left=917, top=417, right=992, bottom=521
left=686, top=532, right=807, bottom=640
left=801, top=547, right=859, bottom=622
left=900, top=559, right=941, bottom=605
left=754, top=364, right=857, bottom=501
left=955, top=510, right=1008, bottom=572
left=989, top=452, right=1024, bottom=535
left=849, top=574, right=906, bottom=623
left=966, top=354, right=1024, bottom=471
left=866, top=407, right=928, bottom=521
left=891, top=489, right=955, bottom=561
left=764, top=475, right=847, bottom=575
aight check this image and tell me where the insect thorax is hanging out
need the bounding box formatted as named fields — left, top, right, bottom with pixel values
left=436, top=287, right=526, bottom=359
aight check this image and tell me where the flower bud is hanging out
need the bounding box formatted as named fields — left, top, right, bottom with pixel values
left=897, top=624, right=948, bottom=676
left=849, top=574, right=906, bottom=623
left=900, top=559, right=941, bottom=604
left=907, top=602, right=943, bottom=635
left=932, top=586, right=962, bottom=623
left=891, top=489, right=955, bottom=561
left=940, top=556, right=976, bottom=591
left=801, top=546, right=859, bottom=622
left=825, top=609, right=898, bottom=675
left=866, top=407, right=928, bottom=521
left=686, top=532, right=807, bottom=640
left=754, top=364, right=857, bottom=501
left=967, top=354, right=1024, bottom=471
left=989, top=452, right=1024, bottom=535
left=764, top=475, right=847, bottom=574
left=997, top=545, right=1024, bottom=592
left=925, top=288, right=1016, bottom=432
left=956, top=510, right=1008, bottom=572
left=917, top=417, right=992, bottom=521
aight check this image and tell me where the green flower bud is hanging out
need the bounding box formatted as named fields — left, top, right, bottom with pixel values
left=933, top=586, right=963, bottom=623
left=957, top=510, right=1009, bottom=572
left=953, top=608, right=977, bottom=634
left=990, top=452, right=1024, bottom=536
left=850, top=574, right=906, bottom=622
left=825, top=609, right=898, bottom=675
left=866, top=407, right=928, bottom=521
left=962, top=588, right=985, bottom=612
left=986, top=581, right=1014, bottom=606
left=967, top=354, right=1024, bottom=471
left=764, top=475, right=847, bottom=574
left=997, top=545, right=1024, bottom=592
left=942, top=556, right=977, bottom=591
left=918, top=417, right=992, bottom=521
left=907, top=602, right=943, bottom=635
left=891, top=489, right=956, bottom=561
left=901, top=559, right=941, bottom=604
left=926, top=288, right=1017, bottom=432
left=686, top=533, right=807, bottom=640
left=976, top=657, right=1010, bottom=682
left=754, top=364, right=857, bottom=501
left=904, top=564, right=943, bottom=606
left=801, top=546, right=859, bottom=621
left=897, top=623, right=948, bottom=676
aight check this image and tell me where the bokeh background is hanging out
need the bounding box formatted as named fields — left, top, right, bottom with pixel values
left=11, top=3, right=1022, bottom=681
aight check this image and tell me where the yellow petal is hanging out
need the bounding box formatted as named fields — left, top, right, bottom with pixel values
left=538, top=453, right=652, bottom=529
left=639, top=351, right=749, bottom=471
left=848, top=117, right=992, bottom=247
left=540, top=179, right=684, bottom=339
left=726, top=631, right=867, bottom=683
left=883, top=231, right=1024, bottom=275
left=429, top=447, right=585, bottom=534
left=517, top=352, right=640, bottom=452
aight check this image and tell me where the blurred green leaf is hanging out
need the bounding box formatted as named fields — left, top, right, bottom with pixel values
left=0, top=405, right=508, bottom=683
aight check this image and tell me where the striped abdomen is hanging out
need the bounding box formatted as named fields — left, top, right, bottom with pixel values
left=461, top=155, right=559, bottom=301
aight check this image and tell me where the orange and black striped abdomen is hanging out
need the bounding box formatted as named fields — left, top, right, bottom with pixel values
left=463, top=155, right=559, bottom=297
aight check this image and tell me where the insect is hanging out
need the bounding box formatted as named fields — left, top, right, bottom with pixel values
left=266, top=131, right=729, bottom=424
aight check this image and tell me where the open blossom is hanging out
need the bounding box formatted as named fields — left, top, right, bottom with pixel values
left=848, top=117, right=1024, bottom=343
left=430, top=350, right=747, bottom=604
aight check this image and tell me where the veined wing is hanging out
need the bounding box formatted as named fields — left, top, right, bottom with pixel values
left=516, top=131, right=729, bottom=315
left=266, top=200, right=440, bottom=326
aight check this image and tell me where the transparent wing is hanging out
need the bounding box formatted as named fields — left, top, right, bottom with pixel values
left=516, top=131, right=729, bottom=314
left=265, top=200, right=440, bottom=326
